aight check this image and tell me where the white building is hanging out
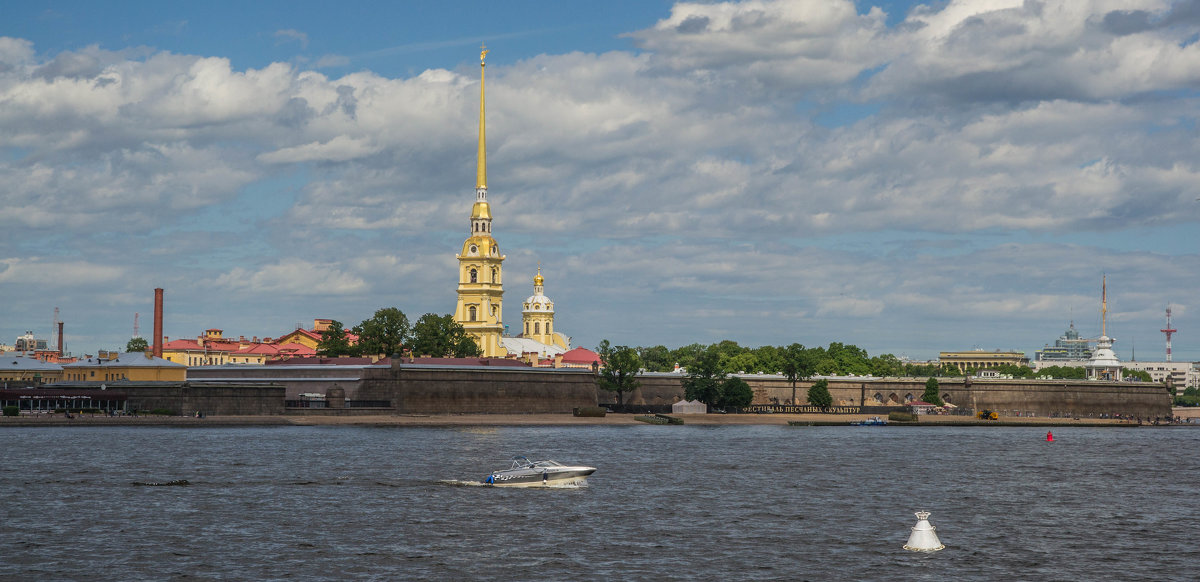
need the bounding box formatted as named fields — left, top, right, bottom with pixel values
left=1121, top=361, right=1199, bottom=392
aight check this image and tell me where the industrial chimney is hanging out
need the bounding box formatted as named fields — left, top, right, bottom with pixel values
left=58, top=321, right=64, bottom=355
left=153, top=288, right=164, bottom=359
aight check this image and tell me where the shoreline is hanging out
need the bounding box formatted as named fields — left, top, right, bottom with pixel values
left=0, top=412, right=1173, bottom=428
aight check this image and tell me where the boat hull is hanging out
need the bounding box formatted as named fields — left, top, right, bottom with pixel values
left=485, top=467, right=595, bottom=487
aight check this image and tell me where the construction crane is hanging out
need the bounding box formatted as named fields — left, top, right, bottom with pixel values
left=1161, top=305, right=1177, bottom=362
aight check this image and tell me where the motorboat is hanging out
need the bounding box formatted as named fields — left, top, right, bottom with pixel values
left=483, top=456, right=595, bottom=487
left=850, top=416, right=887, bottom=426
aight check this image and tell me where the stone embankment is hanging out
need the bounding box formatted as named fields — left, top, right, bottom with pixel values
left=0, top=412, right=1172, bottom=428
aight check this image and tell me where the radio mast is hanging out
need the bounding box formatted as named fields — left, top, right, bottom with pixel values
left=1161, top=305, right=1177, bottom=362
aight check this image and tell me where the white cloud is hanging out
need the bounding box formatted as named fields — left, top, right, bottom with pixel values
left=214, top=259, right=368, bottom=295
left=274, top=29, right=309, bottom=49
left=0, top=257, right=125, bottom=286
left=1, top=1, right=1199, bottom=360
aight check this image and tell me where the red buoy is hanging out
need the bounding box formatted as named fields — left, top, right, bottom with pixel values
left=1046, top=431, right=1054, bottom=442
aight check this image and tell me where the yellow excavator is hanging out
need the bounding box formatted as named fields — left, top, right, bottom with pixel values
left=977, top=410, right=999, bottom=420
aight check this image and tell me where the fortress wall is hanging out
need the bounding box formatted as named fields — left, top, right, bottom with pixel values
left=359, top=366, right=597, bottom=414
left=597, top=375, right=687, bottom=407
left=609, top=374, right=1171, bottom=417
left=124, top=382, right=286, bottom=415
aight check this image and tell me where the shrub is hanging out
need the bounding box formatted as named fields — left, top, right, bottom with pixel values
left=3, top=405, right=18, bottom=417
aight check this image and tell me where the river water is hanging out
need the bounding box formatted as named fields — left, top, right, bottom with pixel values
left=2, top=424, right=1197, bottom=581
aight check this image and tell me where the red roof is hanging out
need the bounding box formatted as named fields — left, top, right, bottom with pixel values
left=267, top=356, right=389, bottom=366
left=560, top=347, right=600, bottom=365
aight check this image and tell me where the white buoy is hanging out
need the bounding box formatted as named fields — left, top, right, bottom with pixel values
left=903, top=511, right=945, bottom=552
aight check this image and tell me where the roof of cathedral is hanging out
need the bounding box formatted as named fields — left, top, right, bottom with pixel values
left=501, top=336, right=568, bottom=358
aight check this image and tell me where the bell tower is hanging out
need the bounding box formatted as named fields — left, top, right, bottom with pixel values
left=454, top=47, right=506, bottom=357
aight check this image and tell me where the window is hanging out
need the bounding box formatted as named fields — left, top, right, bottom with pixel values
left=470, top=269, right=478, bottom=283
left=534, top=322, right=540, bottom=335
left=469, top=306, right=477, bottom=321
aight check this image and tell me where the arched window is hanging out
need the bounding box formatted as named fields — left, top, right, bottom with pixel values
left=470, top=269, right=477, bottom=283
left=491, top=267, right=497, bottom=282
left=534, top=322, right=540, bottom=335
left=547, top=323, right=551, bottom=334
left=469, top=306, right=477, bottom=321
left=525, top=322, right=529, bottom=335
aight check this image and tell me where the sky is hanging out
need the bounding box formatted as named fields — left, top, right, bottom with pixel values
left=2, top=0, right=1199, bottom=363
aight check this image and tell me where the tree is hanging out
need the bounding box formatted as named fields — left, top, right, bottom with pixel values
left=807, top=379, right=833, bottom=408
left=780, top=343, right=815, bottom=404
left=637, top=345, right=673, bottom=372
left=597, top=340, right=642, bottom=407
left=682, top=346, right=727, bottom=409
left=922, top=377, right=944, bottom=406
left=670, top=343, right=708, bottom=372
left=316, top=320, right=357, bottom=357
left=869, top=353, right=904, bottom=377
left=719, top=377, right=754, bottom=409
left=410, top=313, right=481, bottom=357
left=353, top=307, right=409, bottom=357
left=126, top=337, right=149, bottom=353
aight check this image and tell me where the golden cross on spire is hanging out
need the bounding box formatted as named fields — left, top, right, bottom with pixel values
left=480, top=44, right=488, bottom=64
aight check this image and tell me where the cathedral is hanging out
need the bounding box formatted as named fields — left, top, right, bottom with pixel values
left=453, top=48, right=570, bottom=360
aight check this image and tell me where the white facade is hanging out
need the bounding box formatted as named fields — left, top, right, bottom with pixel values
left=1121, top=361, right=1199, bottom=392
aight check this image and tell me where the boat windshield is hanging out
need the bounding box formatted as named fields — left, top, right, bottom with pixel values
left=507, top=457, right=563, bottom=469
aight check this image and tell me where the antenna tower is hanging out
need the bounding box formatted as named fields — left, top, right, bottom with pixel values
left=1161, top=305, right=1176, bottom=362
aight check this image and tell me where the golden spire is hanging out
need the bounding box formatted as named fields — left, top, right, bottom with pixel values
left=534, top=262, right=544, bottom=287
left=477, top=44, right=488, bottom=191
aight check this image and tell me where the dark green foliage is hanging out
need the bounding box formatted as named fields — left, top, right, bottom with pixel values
left=3, top=405, right=18, bottom=417
left=316, top=320, right=358, bottom=357
left=807, top=379, right=833, bottom=408
left=718, top=377, right=754, bottom=409
left=410, top=313, right=480, bottom=357
left=637, top=345, right=673, bottom=372
left=922, top=377, right=944, bottom=406
left=1036, top=365, right=1087, bottom=379
left=353, top=307, right=410, bottom=357
left=682, top=346, right=727, bottom=408
left=597, top=339, right=643, bottom=407
left=780, top=343, right=815, bottom=403
left=126, top=337, right=149, bottom=353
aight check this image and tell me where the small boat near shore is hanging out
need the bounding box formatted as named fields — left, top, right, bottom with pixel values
left=483, top=456, right=595, bottom=487
left=851, top=416, right=887, bottom=426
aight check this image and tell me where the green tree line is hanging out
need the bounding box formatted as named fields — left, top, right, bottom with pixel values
left=625, top=340, right=1142, bottom=382
left=314, top=308, right=481, bottom=358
